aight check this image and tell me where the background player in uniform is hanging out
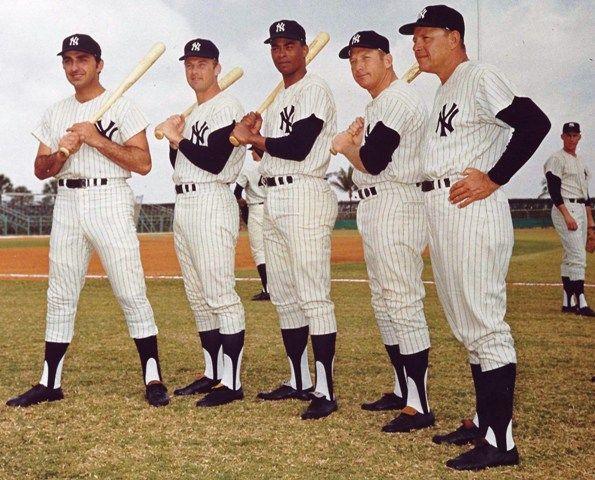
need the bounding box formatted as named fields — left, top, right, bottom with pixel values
left=399, top=5, right=550, bottom=470
left=6, top=34, right=169, bottom=408
left=234, top=147, right=270, bottom=301
left=544, top=122, right=594, bottom=316
left=155, top=38, right=246, bottom=407
left=231, top=20, right=339, bottom=420
left=331, top=31, right=433, bottom=433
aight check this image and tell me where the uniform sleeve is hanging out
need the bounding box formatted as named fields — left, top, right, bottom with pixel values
left=294, top=83, right=334, bottom=123
left=236, top=170, right=248, bottom=188
left=476, top=67, right=519, bottom=126
left=543, top=154, right=564, bottom=177
left=118, top=99, right=150, bottom=143
left=31, top=107, right=53, bottom=148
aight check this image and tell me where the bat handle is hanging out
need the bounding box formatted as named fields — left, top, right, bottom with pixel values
left=154, top=130, right=165, bottom=140
left=59, top=147, right=71, bottom=158
left=229, top=135, right=240, bottom=147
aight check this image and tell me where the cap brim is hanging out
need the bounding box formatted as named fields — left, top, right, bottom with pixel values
left=57, top=47, right=99, bottom=57
left=264, top=33, right=305, bottom=44
left=398, top=22, right=419, bottom=35
left=338, top=46, right=351, bottom=59
left=179, top=54, right=218, bottom=61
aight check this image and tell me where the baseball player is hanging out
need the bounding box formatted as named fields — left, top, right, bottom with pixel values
left=544, top=122, right=594, bottom=317
left=155, top=38, right=246, bottom=407
left=6, top=34, right=169, bottom=408
left=399, top=5, right=550, bottom=470
left=331, top=31, right=433, bottom=433
left=231, top=20, right=339, bottom=420
left=234, top=147, right=270, bottom=301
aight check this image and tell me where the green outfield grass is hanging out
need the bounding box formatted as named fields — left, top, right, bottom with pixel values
left=0, top=229, right=593, bottom=479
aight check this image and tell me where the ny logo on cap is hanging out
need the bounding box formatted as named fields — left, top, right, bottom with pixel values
left=69, top=36, right=79, bottom=46
left=276, top=22, right=285, bottom=32
left=191, top=41, right=201, bottom=52
left=418, top=7, right=427, bottom=19
left=568, top=122, right=575, bottom=127
left=351, top=34, right=361, bottom=44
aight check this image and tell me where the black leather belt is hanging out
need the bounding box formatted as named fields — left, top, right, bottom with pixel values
left=567, top=198, right=586, bottom=204
left=58, top=178, right=108, bottom=188
left=357, top=186, right=377, bottom=199
left=418, top=178, right=451, bottom=192
left=264, top=176, right=293, bottom=187
left=175, top=184, right=198, bottom=194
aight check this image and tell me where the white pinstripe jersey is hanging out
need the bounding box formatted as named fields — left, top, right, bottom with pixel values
left=32, top=91, right=148, bottom=179
left=173, top=91, right=245, bottom=184
left=260, top=73, right=337, bottom=178
left=237, top=164, right=266, bottom=204
left=353, top=79, right=428, bottom=188
left=544, top=149, right=591, bottom=199
left=423, top=61, right=520, bottom=180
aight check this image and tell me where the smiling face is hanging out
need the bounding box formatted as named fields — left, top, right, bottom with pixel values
left=61, top=51, right=102, bottom=89
left=349, top=47, right=391, bottom=92
left=412, top=26, right=457, bottom=74
left=184, top=57, right=219, bottom=93
left=270, top=37, right=307, bottom=77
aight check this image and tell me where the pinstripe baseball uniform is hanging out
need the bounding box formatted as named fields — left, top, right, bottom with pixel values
left=354, top=80, right=430, bottom=409
left=32, top=92, right=158, bottom=344
left=236, top=164, right=267, bottom=266
left=259, top=72, right=339, bottom=402
left=171, top=91, right=246, bottom=392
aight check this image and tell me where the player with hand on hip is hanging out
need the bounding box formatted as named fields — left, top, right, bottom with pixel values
left=332, top=30, right=433, bottom=433
left=156, top=38, right=246, bottom=407
left=7, top=34, right=169, bottom=409
left=399, top=5, right=550, bottom=470
left=544, top=122, right=594, bottom=317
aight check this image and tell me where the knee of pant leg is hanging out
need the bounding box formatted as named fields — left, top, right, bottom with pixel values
left=276, top=303, right=308, bottom=330
left=218, top=312, right=246, bottom=335
left=375, top=315, right=399, bottom=345
left=127, top=320, right=158, bottom=339
left=472, top=332, right=517, bottom=371
left=308, top=316, right=337, bottom=335
left=194, top=313, right=220, bottom=332
left=45, top=316, right=75, bottom=343
left=301, top=301, right=337, bottom=335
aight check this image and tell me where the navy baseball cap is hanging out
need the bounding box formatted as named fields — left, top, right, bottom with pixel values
left=339, top=31, right=390, bottom=59
left=563, top=122, right=580, bottom=134
left=399, top=5, right=465, bottom=40
left=57, top=34, right=101, bottom=58
left=179, top=38, right=219, bottom=61
left=264, top=20, right=306, bottom=44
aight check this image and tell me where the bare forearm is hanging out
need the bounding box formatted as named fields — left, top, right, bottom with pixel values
left=94, top=137, right=151, bottom=175
left=342, top=144, right=368, bottom=173
left=586, top=205, right=594, bottom=227
left=556, top=203, right=571, bottom=218
left=34, top=152, right=67, bottom=180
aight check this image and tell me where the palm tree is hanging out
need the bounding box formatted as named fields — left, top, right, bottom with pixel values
left=0, top=174, right=13, bottom=193
left=9, top=185, right=33, bottom=206
left=41, top=179, right=59, bottom=205
left=538, top=178, right=549, bottom=199
left=328, top=166, right=357, bottom=200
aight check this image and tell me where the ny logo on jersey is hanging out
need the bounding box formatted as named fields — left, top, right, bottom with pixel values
left=418, top=7, right=427, bottom=19
left=436, top=103, right=459, bottom=137
left=95, top=120, right=118, bottom=140
left=276, top=22, right=285, bottom=32
left=191, top=41, right=201, bottom=52
left=351, top=34, right=361, bottom=44
left=279, top=105, right=295, bottom=133
left=258, top=176, right=265, bottom=187
left=364, top=124, right=371, bottom=141
left=69, top=36, right=79, bottom=46
left=191, top=121, right=209, bottom=145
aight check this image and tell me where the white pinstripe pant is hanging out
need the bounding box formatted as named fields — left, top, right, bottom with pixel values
left=424, top=188, right=517, bottom=371
left=173, top=183, right=245, bottom=335
left=248, top=203, right=266, bottom=266
left=263, top=177, right=338, bottom=335
left=551, top=203, right=587, bottom=280
left=46, top=180, right=157, bottom=343
left=357, top=182, right=430, bottom=354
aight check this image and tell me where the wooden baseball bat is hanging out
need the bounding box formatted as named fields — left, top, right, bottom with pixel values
left=229, top=31, right=331, bottom=146
left=330, top=62, right=422, bottom=155
left=58, top=42, right=166, bottom=157
left=154, top=66, right=244, bottom=140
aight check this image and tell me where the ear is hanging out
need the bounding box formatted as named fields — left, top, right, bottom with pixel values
left=302, top=43, right=309, bottom=58
left=214, top=62, right=222, bottom=75
left=97, top=59, right=104, bottom=74
left=448, top=31, right=462, bottom=50
left=384, top=53, right=393, bottom=69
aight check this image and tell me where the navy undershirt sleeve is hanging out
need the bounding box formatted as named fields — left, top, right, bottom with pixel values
left=487, top=96, right=551, bottom=185
left=265, top=114, right=324, bottom=161
left=359, top=122, right=401, bottom=175
left=178, top=121, right=236, bottom=175
left=233, top=184, right=244, bottom=199
left=169, top=147, right=177, bottom=168
left=545, top=171, right=563, bottom=206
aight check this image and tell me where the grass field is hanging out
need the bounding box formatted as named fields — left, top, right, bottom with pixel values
left=0, top=229, right=593, bottom=479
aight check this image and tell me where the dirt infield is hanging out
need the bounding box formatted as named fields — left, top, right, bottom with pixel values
left=0, top=231, right=364, bottom=276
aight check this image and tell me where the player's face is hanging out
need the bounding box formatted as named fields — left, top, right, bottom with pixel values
left=185, top=57, right=218, bottom=92
left=562, top=132, right=581, bottom=150
left=412, top=27, right=454, bottom=73
left=349, top=48, right=388, bottom=90
left=62, top=51, right=102, bottom=88
left=270, top=38, right=307, bottom=76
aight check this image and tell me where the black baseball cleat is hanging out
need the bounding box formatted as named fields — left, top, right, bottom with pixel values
left=173, top=376, right=219, bottom=396
left=257, top=383, right=313, bottom=401
left=251, top=291, right=271, bottom=301
left=6, top=384, right=64, bottom=407
left=145, top=382, right=170, bottom=407
left=196, top=385, right=244, bottom=407
left=432, top=419, right=481, bottom=445
left=561, top=305, right=577, bottom=314
left=382, top=409, right=435, bottom=433
left=446, top=444, right=520, bottom=471
left=361, top=392, right=405, bottom=411
left=301, top=394, right=338, bottom=420
left=576, top=306, right=595, bottom=317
